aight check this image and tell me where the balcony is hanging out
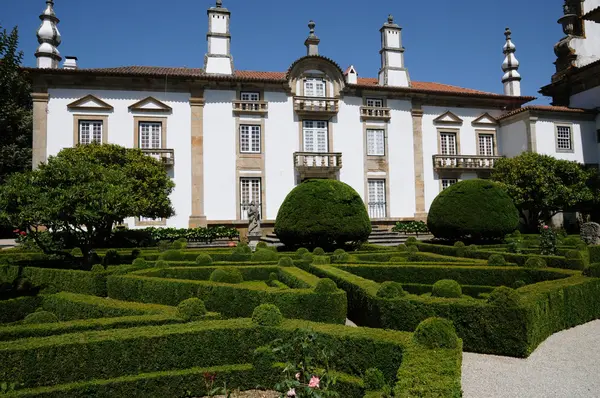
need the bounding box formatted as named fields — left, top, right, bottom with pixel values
left=432, top=154, right=504, bottom=171
left=360, top=106, right=391, bottom=121
left=232, top=100, right=268, bottom=115
left=293, top=96, right=339, bottom=117
left=294, top=152, right=342, bottom=179
left=142, top=148, right=175, bottom=166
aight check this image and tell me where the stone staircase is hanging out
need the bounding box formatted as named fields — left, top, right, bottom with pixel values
left=187, top=238, right=239, bottom=249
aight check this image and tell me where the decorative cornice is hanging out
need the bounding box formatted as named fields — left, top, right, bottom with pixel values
left=472, top=112, right=498, bottom=126
left=433, top=111, right=464, bottom=125
left=128, top=97, right=173, bottom=113
left=67, top=94, right=113, bottom=111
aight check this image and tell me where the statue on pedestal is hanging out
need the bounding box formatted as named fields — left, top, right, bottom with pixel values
left=247, top=202, right=262, bottom=251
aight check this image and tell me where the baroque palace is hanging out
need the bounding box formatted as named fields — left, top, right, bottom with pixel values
left=28, top=0, right=600, bottom=231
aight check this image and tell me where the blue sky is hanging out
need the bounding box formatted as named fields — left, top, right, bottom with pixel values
left=2, top=0, right=565, bottom=103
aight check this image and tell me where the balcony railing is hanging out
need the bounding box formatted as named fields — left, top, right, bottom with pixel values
left=360, top=106, right=391, bottom=121
left=432, top=154, right=504, bottom=171
left=141, top=148, right=175, bottom=166
left=293, top=96, right=339, bottom=116
left=294, top=152, right=342, bottom=178
left=368, top=202, right=387, bottom=219
left=232, top=100, right=268, bottom=114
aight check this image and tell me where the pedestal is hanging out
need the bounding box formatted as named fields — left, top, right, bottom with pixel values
left=248, top=234, right=261, bottom=252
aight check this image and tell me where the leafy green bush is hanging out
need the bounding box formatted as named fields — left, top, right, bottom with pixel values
left=159, top=250, right=184, bottom=262
left=195, top=254, right=213, bottom=266
left=454, top=241, right=466, bottom=257
left=488, top=254, right=506, bottom=266
left=314, top=278, right=337, bottom=294
left=158, top=240, right=171, bottom=252
left=431, top=280, right=462, bottom=298
left=156, top=260, right=169, bottom=269
left=413, top=317, right=458, bottom=349
left=583, top=263, right=600, bottom=277
left=487, top=286, right=520, bottom=307
left=397, top=244, right=408, bottom=252
left=236, top=243, right=252, bottom=254
left=565, top=250, right=583, bottom=261
left=405, top=237, right=418, bottom=246
left=251, top=304, right=283, bottom=326
left=91, top=264, right=105, bottom=273
left=313, top=247, right=325, bottom=256
left=209, top=267, right=244, bottom=284
left=301, top=253, right=314, bottom=263
left=103, top=249, right=121, bottom=266
left=539, top=226, right=557, bottom=255
left=171, top=238, right=188, bottom=250
left=252, top=345, right=275, bottom=372
left=71, top=247, right=83, bottom=257
left=296, top=248, right=309, bottom=256
left=251, top=249, right=278, bottom=262
left=427, top=179, right=519, bottom=240
left=364, top=368, right=385, bottom=391
left=256, top=241, right=268, bottom=250
left=312, top=255, right=331, bottom=265
left=513, top=280, right=526, bottom=289
left=377, top=281, right=405, bottom=299
left=278, top=256, right=294, bottom=267
left=132, top=258, right=147, bottom=268
left=275, top=179, right=371, bottom=248
left=177, top=298, right=207, bottom=321
left=525, top=257, right=547, bottom=269
left=23, top=311, right=58, bottom=324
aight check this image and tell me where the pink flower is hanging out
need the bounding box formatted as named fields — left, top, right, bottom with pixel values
left=295, top=372, right=301, bottom=380
left=543, top=225, right=549, bottom=230
left=308, top=376, right=320, bottom=389
left=287, top=388, right=296, bottom=397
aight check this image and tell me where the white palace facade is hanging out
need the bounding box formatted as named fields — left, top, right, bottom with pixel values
left=28, top=0, right=600, bottom=233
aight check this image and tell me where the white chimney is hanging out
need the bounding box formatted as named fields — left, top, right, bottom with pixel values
left=63, top=56, right=78, bottom=70
left=345, top=65, right=358, bottom=84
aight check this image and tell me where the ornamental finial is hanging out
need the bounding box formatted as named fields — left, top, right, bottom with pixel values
left=504, top=27, right=512, bottom=40
left=308, top=20, right=316, bottom=36
left=388, top=14, right=394, bottom=24
left=216, top=0, right=222, bottom=7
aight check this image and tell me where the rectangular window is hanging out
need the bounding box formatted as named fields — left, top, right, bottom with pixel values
left=478, top=134, right=495, bottom=156
left=367, top=129, right=385, bottom=156
left=368, top=179, right=387, bottom=218
left=240, top=92, right=260, bottom=101
left=139, top=216, right=161, bottom=223
left=440, top=132, right=457, bottom=155
left=556, top=125, right=572, bottom=151
left=139, top=122, right=162, bottom=149
left=366, top=98, right=384, bottom=107
left=441, top=179, right=458, bottom=190
left=304, top=79, right=326, bottom=97
left=303, top=120, right=328, bottom=152
left=240, top=177, right=261, bottom=220
left=240, top=125, right=261, bottom=153
left=79, top=120, right=103, bottom=145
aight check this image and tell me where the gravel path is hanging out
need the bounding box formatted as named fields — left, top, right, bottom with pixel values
left=462, top=320, right=600, bottom=398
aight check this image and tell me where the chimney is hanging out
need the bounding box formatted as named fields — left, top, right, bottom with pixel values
left=204, top=0, right=234, bottom=75
left=304, top=21, right=320, bottom=56
left=63, top=56, right=78, bottom=70
left=378, top=15, right=410, bottom=87
left=345, top=65, right=358, bottom=84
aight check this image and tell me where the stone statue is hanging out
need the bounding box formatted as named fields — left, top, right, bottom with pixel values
left=247, top=201, right=261, bottom=237
left=580, top=222, right=600, bottom=246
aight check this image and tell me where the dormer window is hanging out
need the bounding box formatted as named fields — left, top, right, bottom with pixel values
left=241, top=92, right=260, bottom=102
left=304, top=78, right=326, bottom=97
left=366, top=98, right=384, bottom=107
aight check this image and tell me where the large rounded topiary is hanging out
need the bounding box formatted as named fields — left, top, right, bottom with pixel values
left=427, top=179, right=519, bottom=240
left=209, top=267, right=244, bottom=284
left=177, top=297, right=207, bottom=321
left=23, top=311, right=58, bottom=324
left=275, top=179, right=371, bottom=248
left=487, top=286, right=520, bottom=307
left=314, top=278, right=338, bottom=294
left=432, top=279, right=462, bottom=298
left=252, top=304, right=283, bottom=327
left=413, top=317, right=458, bottom=349
left=377, top=281, right=406, bottom=299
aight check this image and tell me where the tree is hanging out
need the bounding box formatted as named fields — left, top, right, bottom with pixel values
left=491, top=152, right=594, bottom=231
left=0, top=143, right=175, bottom=265
left=0, top=25, right=32, bottom=182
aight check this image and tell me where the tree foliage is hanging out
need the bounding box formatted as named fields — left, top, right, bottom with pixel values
left=491, top=152, right=595, bottom=230
left=0, top=143, right=175, bottom=264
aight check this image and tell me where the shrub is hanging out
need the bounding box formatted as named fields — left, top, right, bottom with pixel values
left=513, top=280, right=526, bottom=289
left=195, top=254, right=213, bottom=266
left=312, top=255, right=331, bottom=265
left=157, top=240, right=171, bottom=252
left=377, top=281, right=405, bottom=299
left=539, top=226, right=557, bottom=255
left=209, top=267, right=243, bottom=284
left=432, top=280, right=462, bottom=298
left=389, top=256, right=405, bottom=263
left=278, top=256, right=294, bottom=267
left=171, top=238, right=188, bottom=250
left=427, top=179, right=519, bottom=240
left=454, top=241, right=465, bottom=248
left=488, top=254, right=506, bottom=266
left=131, top=249, right=141, bottom=259
left=565, top=250, right=583, bottom=261
left=465, top=244, right=478, bottom=257
left=71, top=247, right=83, bottom=257
left=364, top=368, right=386, bottom=391
left=413, top=317, right=458, bottom=349
left=296, top=248, right=309, bottom=256
left=562, top=236, right=582, bottom=247
left=314, top=278, right=337, bottom=294
left=302, top=253, right=314, bottom=263
left=583, top=263, right=600, bottom=277
left=274, top=179, right=371, bottom=248
left=177, top=298, right=207, bottom=321
left=524, top=257, right=547, bottom=269
left=251, top=304, right=283, bottom=326
left=103, top=249, right=121, bottom=266
left=453, top=241, right=466, bottom=257
left=91, top=264, right=105, bottom=273
left=256, top=241, right=268, bottom=250
left=23, top=311, right=58, bottom=324
left=313, top=247, right=325, bottom=256
left=405, top=237, right=418, bottom=246
left=132, top=258, right=147, bottom=268
left=407, top=245, right=420, bottom=262
left=236, top=243, right=252, bottom=254
left=156, top=260, right=169, bottom=269
left=397, top=244, right=408, bottom=252
left=268, top=272, right=278, bottom=282
left=159, top=250, right=184, bottom=262
left=251, top=249, right=278, bottom=262
left=487, top=286, right=520, bottom=307
left=253, top=346, right=276, bottom=372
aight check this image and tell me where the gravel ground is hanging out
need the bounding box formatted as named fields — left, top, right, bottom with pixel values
left=462, top=320, right=600, bottom=398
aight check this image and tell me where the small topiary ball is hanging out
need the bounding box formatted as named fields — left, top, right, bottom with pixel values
left=236, top=242, right=252, bottom=254
left=256, top=241, right=268, bottom=249
left=102, top=249, right=121, bottom=266
left=251, top=249, right=279, bottom=262
left=156, top=260, right=169, bottom=269
left=312, top=256, right=331, bottom=265
left=413, top=317, right=458, bottom=349
left=377, top=281, right=405, bottom=299
left=171, top=239, right=186, bottom=250
left=269, top=272, right=278, bottom=282
left=565, top=250, right=583, bottom=260
left=583, top=262, right=600, bottom=277
left=487, top=286, right=520, bottom=307
left=405, top=237, right=418, bottom=246
left=454, top=241, right=465, bottom=248
left=278, top=256, right=294, bottom=267
left=454, top=241, right=466, bottom=256
left=397, top=244, right=408, bottom=252
left=313, top=247, right=325, bottom=256
left=301, top=253, right=314, bottom=263
left=91, top=264, right=105, bottom=273
left=407, top=245, right=419, bottom=253
left=23, top=311, right=58, bottom=324
left=314, top=278, right=337, bottom=294
left=296, top=248, right=309, bottom=256
left=177, top=297, right=207, bottom=321
left=513, top=280, right=526, bottom=289
left=253, top=346, right=276, bottom=372
left=432, top=279, right=462, bottom=298
left=364, top=368, right=386, bottom=391
left=158, top=240, right=171, bottom=252
left=465, top=245, right=478, bottom=257
left=333, top=248, right=345, bottom=256
left=71, top=247, right=83, bottom=257
left=209, top=267, right=244, bottom=284
left=487, top=254, right=506, bottom=266
left=252, top=304, right=283, bottom=327
left=132, top=258, right=147, bottom=267
left=195, top=254, right=213, bottom=266
left=159, top=250, right=184, bottom=262
left=524, top=257, right=547, bottom=269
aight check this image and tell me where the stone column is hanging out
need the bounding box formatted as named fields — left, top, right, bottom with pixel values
left=526, top=116, right=538, bottom=152
left=412, top=106, right=427, bottom=221
left=32, top=92, right=49, bottom=170
left=189, top=95, right=208, bottom=228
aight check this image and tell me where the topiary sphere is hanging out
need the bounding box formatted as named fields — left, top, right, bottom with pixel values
left=413, top=317, right=458, bottom=349
left=377, top=281, right=405, bottom=299
left=269, top=272, right=278, bottom=282
left=454, top=241, right=465, bottom=248
left=102, top=249, right=121, bottom=266
left=275, top=179, right=371, bottom=248
left=397, top=244, right=408, bottom=252
left=432, top=279, right=462, bottom=298
left=90, top=264, right=105, bottom=273
left=155, top=260, right=169, bottom=269
left=71, top=247, right=83, bottom=257
left=583, top=263, right=600, bottom=277
left=236, top=243, right=252, bottom=254
left=159, top=250, right=184, bottom=262
left=195, top=254, right=213, bottom=266
left=251, top=249, right=279, bottom=262
left=296, top=248, right=309, bottom=256
left=363, top=368, right=386, bottom=391
left=312, top=256, right=331, bottom=265
left=405, top=237, right=418, bottom=246
left=524, top=257, right=547, bottom=269
left=301, top=253, right=314, bottom=263
left=278, top=256, right=294, bottom=267
left=252, top=304, right=283, bottom=327
left=565, top=250, right=583, bottom=260
left=488, top=254, right=506, bottom=266
left=132, top=258, right=147, bottom=267
left=427, top=179, right=519, bottom=240
left=487, top=286, right=520, bottom=307
left=256, top=241, right=268, bottom=249
left=513, top=280, right=526, bottom=289
left=314, top=278, right=337, bottom=294
left=313, top=247, right=325, bottom=256
left=177, top=297, right=207, bottom=321
left=23, top=311, right=58, bottom=324
left=209, top=267, right=244, bottom=284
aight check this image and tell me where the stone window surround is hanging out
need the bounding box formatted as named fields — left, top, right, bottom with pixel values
left=437, top=128, right=461, bottom=155
left=475, top=129, right=498, bottom=156
left=365, top=174, right=391, bottom=220
left=72, top=115, right=109, bottom=146
left=298, top=118, right=333, bottom=152
left=365, top=127, right=387, bottom=157
left=133, top=116, right=168, bottom=149
left=554, top=122, right=575, bottom=153
left=135, top=216, right=167, bottom=227
left=300, top=73, right=331, bottom=97
left=438, top=173, right=461, bottom=192
left=235, top=172, right=267, bottom=222
left=235, top=116, right=266, bottom=222
left=364, top=96, right=387, bottom=107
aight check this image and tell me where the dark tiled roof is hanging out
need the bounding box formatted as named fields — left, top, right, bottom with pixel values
left=499, top=105, right=591, bottom=120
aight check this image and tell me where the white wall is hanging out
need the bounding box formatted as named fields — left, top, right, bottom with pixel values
left=534, top=118, right=598, bottom=164
left=387, top=100, right=415, bottom=218
left=570, top=85, right=600, bottom=109
left=47, top=88, right=192, bottom=228
left=209, top=37, right=228, bottom=55
left=210, top=14, right=227, bottom=34
left=336, top=97, right=365, bottom=199
left=499, top=119, right=528, bottom=156
left=572, top=20, right=600, bottom=67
